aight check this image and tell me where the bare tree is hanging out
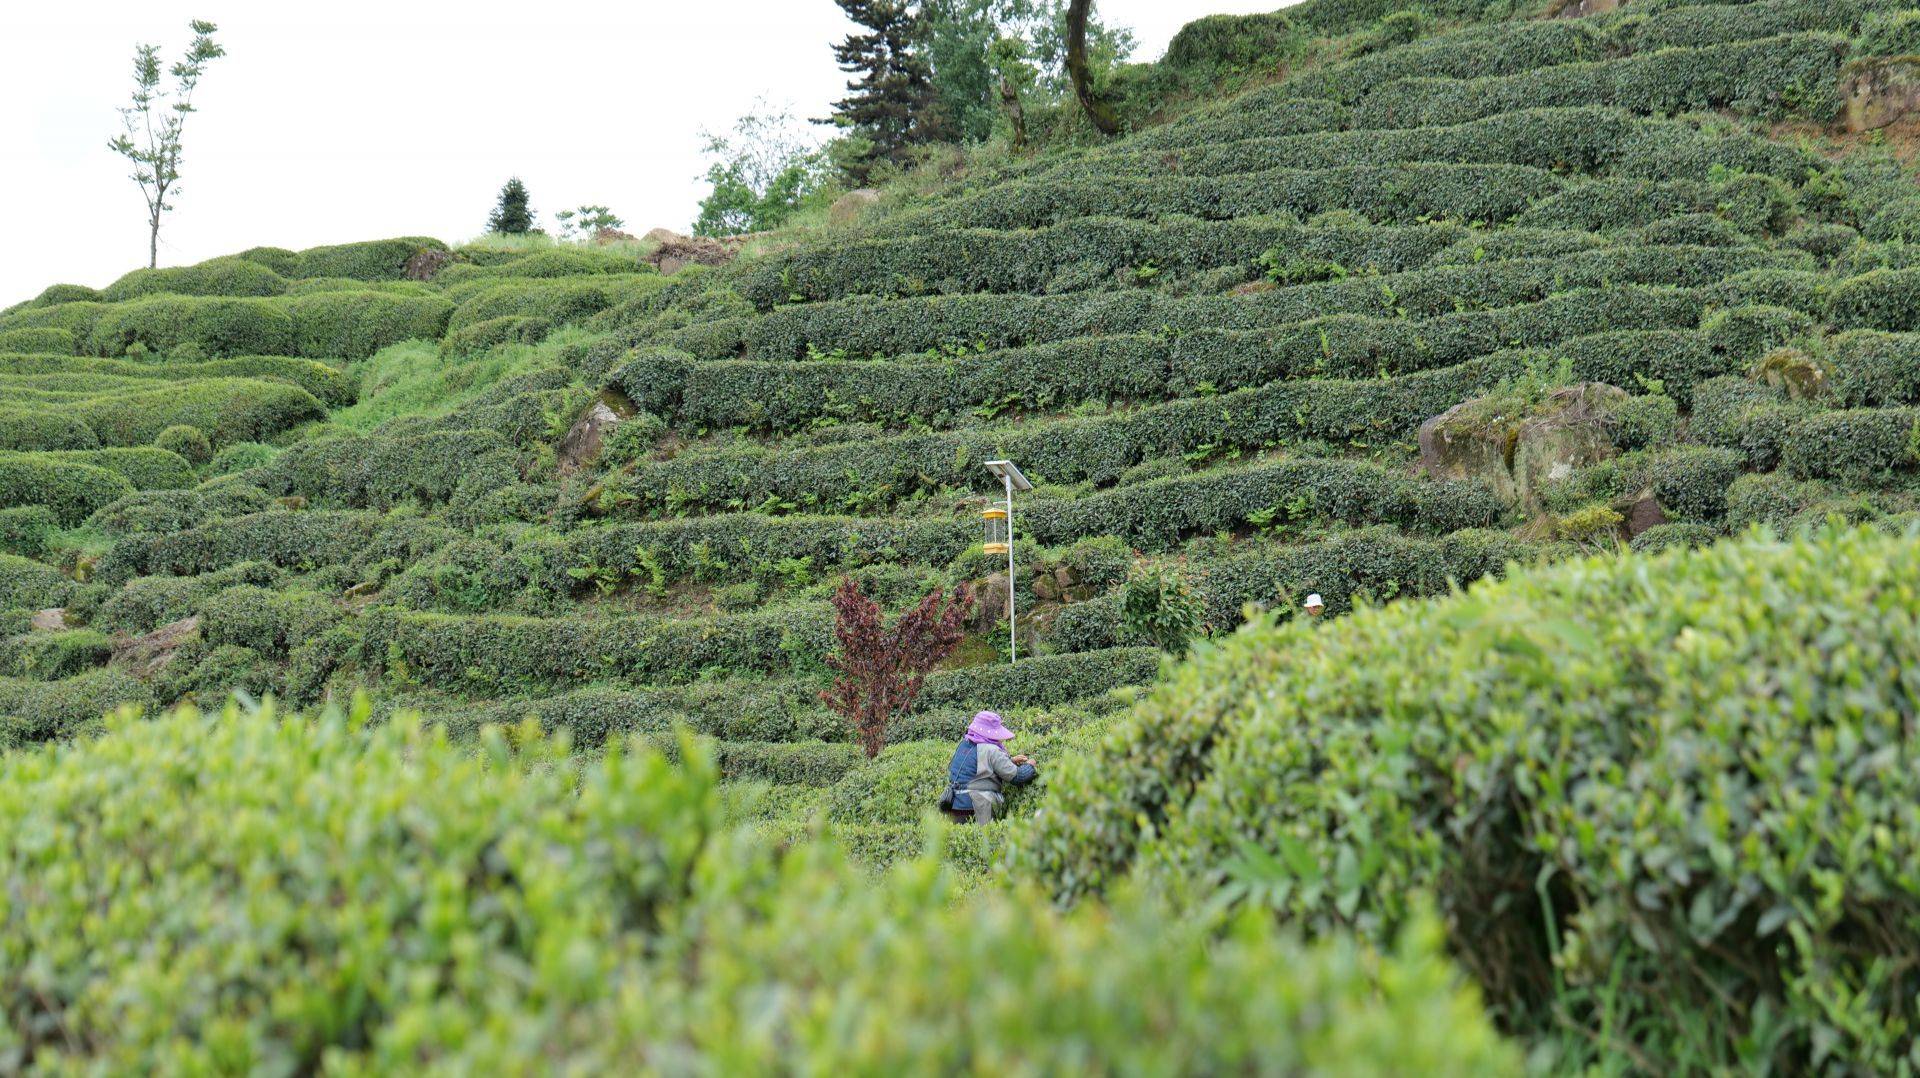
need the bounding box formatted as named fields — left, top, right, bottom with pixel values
left=108, top=20, right=225, bottom=269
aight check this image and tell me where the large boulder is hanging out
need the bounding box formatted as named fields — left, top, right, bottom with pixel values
left=1843, top=58, right=1920, bottom=133
left=402, top=247, right=454, bottom=281
left=1421, top=382, right=1628, bottom=510
left=1511, top=382, right=1629, bottom=509
left=1418, top=401, right=1522, bottom=504
left=556, top=392, right=634, bottom=473
left=112, top=615, right=201, bottom=679
left=829, top=188, right=882, bottom=227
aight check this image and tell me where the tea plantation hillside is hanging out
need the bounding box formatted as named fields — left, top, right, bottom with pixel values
left=3, top=0, right=1920, bottom=887
left=6, top=0, right=1920, bottom=1066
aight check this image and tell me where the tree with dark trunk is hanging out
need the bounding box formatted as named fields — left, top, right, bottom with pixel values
left=487, top=178, right=535, bottom=235
left=823, top=0, right=945, bottom=182
left=108, top=20, right=224, bottom=270
left=821, top=579, right=974, bottom=758
left=1066, top=0, right=1120, bottom=135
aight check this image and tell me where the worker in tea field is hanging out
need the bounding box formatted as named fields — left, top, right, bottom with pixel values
left=939, top=711, right=1038, bottom=823
left=1304, top=593, right=1325, bottom=617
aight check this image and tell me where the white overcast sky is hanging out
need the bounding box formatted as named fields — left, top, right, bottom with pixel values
left=2, top=0, right=1282, bottom=306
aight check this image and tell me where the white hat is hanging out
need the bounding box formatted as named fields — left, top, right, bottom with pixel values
left=1304, top=593, right=1324, bottom=608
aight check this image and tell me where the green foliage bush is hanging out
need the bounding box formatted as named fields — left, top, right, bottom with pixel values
left=0, top=666, right=151, bottom=747
left=0, top=327, right=75, bottom=354
left=1858, top=9, right=1920, bottom=55
left=285, top=291, right=454, bottom=359
left=445, top=276, right=664, bottom=335
left=0, top=628, right=110, bottom=681
left=101, top=256, right=287, bottom=301
left=1781, top=406, right=1920, bottom=481
left=685, top=246, right=1802, bottom=362
left=0, top=453, right=134, bottom=525
left=86, top=296, right=294, bottom=358
left=1023, top=526, right=1920, bottom=1070
left=0, top=409, right=98, bottom=451
left=284, top=236, right=448, bottom=280
left=439, top=314, right=551, bottom=357
left=153, top=424, right=212, bottom=464
left=0, top=506, right=56, bottom=559
left=1356, top=34, right=1849, bottom=129
left=0, top=701, right=1517, bottom=1071
left=1829, top=268, right=1920, bottom=330
left=62, top=379, right=326, bottom=448
left=0, top=551, right=74, bottom=610
left=0, top=353, right=354, bottom=407
left=203, top=441, right=279, bottom=477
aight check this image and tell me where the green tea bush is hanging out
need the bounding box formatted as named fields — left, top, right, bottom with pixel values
left=286, top=236, right=447, bottom=280
left=1628, top=520, right=1721, bottom=552
left=0, top=353, right=354, bottom=407
left=1781, top=406, right=1920, bottom=481
left=0, top=327, right=75, bottom=354
left=0, top=409, right=98, bottom=451
left=1548, top=444, right=1745, bottom=521
left=1275, top=19, right=1601, bottom=105
left=688, top=246, right=1800, bottom=362
left=914, top=162, right=1563, bottom=232
left=86, top=296, right=294, bottom=358
left=285, top=290, right=454, bottom=359
left=435, top=247, right=637, bottom=284
left=1829, top=268, right=1920, bottom=330
left=64, top=379, right=326, bottom=448
left=101, top=256, right=287, bottom=301
left=0, top=666, right=151, bottom=747
left=0, top=628, right=110, bottom=681
left=37, top=447, right=195, bottom=490
left=1023, top=526, right=1920, bottom=1070
left=0, top=551, right=73, bottom=610
left=741, top=217, right=1466, bottom=308
left=0, top=453, right=134, bottom=525
left=1858, top=9, right=1920, bottom=55
left=0, top=506, right=56, bottom=559
left=257, top=428, right=517, bottom=509
left=1725, top=471, right=1838, bottom=531
left=1826, top=330, right=1920, bottom=405
left=85, top=485, right=275, bottom=539
left=116, top=509, right=386, bottom=580
left=1163, top=10, right=1304, bottom=73
left=367, top=603, right=835, bottom=693
left=439, top=314, right=552, bottom=357
left=153, top=424, right=212, bottom=464
left=1355, top=34, right=1849, bottom=129
left=1026, top=458, right=1506, bottom=551
left=445, top=276, right=664, bottom=335
left=0, top=700, right=1517, bottom=1071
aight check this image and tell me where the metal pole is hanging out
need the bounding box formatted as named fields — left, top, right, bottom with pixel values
left=1005, top=474, right=1016, bottom=664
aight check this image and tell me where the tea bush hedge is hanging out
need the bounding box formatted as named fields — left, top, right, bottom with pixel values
left=0, top=353, right=353, bottom=406
left=0, top=506, right=56, bottom=559
left=0, top=328, right=75, bottom=354
left=0, top=701, right=1517, bottom=1072
left=282, top=236, right=447, bottom=280
left=1356, top=34, right=1850, bottom=129
left=1021, top=526, right=1920, bottom=1070
left=0, top=409, right=98, bottom=451
left=285, top=291, right=453, bottom=359
left=687, top=245, right=1804, bottom=361
left=85, top=296, right=294, bottom=358
left=0, top=667, right=151, bottom=747
left=101, top=256, right=287, bottom=301
left=62, top=379, right=326, bottom=448
left=0, top=453, right=134, bottom=525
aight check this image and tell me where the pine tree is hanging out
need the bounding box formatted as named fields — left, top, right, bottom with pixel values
left=486, top=178, right=535, bottom=235
left=824, top=0, right=944, bottom=182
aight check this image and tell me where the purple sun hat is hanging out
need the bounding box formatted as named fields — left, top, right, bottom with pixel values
left=965, top=711, right=1013, bottom=745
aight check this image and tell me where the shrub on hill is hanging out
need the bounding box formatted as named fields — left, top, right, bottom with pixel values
left=101, top=257, right=287, bottom=302
left=0, top=328, right=75, bottom=354
left=0, top=667, right=151, bottom=747
left=285, top=290, right=454, bottom=358
left=86, top=296, right=294, bottom=358
left=285, top=236, right=448, bottom=280
left=0, top=506, right=56, bottom=559
left=64, top=379, right=326, bottom=448
left=1022, top=526, right=1920, bottom=1070
left=0, top=409, right=97, bottom=452
left=0, top=453, right=134, bottom=525
left=0, top=551, right=73, bottom=609
left=0, top=702, right=1517, bottom=1071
